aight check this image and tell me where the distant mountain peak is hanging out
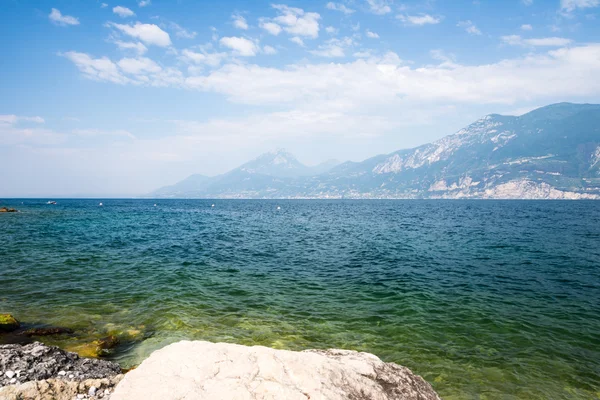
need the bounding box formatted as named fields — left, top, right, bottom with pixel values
left=456, top=114, right=503, bottom=136
left=242, top=149, right=304, bottom=173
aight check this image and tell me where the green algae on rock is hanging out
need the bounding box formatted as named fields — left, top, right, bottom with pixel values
left=0, top=314, right=20, bottom=332
left=66, top=335, right=121, bottom=359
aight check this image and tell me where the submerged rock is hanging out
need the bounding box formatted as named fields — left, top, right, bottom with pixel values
left=69, top=335, right=121, bottom=359
left=0, top=314, right=20, bottom=332
left=111, top=340, right=442, bottom=400
left=19, top=327, right=75, bottom=337
left=0, top=207, right=18, bottom=213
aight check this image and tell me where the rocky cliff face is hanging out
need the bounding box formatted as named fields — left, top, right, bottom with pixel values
left=111, top=341, right=441, bottom=400
left=151, top=103, right=600, bottom=199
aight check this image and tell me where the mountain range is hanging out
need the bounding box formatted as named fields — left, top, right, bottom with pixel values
left=151, top=103, right=600, bottom=199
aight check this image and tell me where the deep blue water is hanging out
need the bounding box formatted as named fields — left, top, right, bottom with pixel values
left=1, top=199, right=599, bottom=399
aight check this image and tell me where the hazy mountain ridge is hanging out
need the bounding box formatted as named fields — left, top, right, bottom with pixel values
left=150, top=103, right=600, bottom=199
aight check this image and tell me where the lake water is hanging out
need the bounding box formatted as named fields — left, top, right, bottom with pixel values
left=1, top=199, right=599, bottom=399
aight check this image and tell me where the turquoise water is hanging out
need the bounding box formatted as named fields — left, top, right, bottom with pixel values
left=1, top=199, right=599, bottom=399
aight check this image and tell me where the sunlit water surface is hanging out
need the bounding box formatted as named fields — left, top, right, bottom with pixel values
left=1, top=199, right=599, bottom=399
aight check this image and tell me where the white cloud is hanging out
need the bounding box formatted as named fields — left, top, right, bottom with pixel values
left=310, top=44, right=345, bottom=57
left=113, top=40, right=148, bottom=55
left=522, top=0, right=533, bottom=5
left=366, top=30, right=379, bottom=38
left=325, top=26, right=338, bottom=34
left=101, top=3, right=108, bottom=8
left=397, top=14, right=442, bottom=26
left=113, top=6, right=135, bottom=18
left=232, top=15, right=249, bottom=30
left=219, top=37, right=259, bottom=56
left=180, top=49, right=227, bottom=67
left=170, top=22, right=197, bottom=39
left=183, top=45, right=600, bottom=108
left=117, top=57, right=162, bottom=74
left=310, top=37, right=354, bottom=57
left=501, top=35, right=572, bottom=47
left=138, top=0, right=151, bottom=6
left=0, top=115, right=45, bottom=125
left=457, top=20, right=482, bottom=35
left=263, top=45, right=277, bottom=54
left=61, top=51, right=129, bottom=84
left=366, top=0, right=391, bottom=15
left=561, top=0, right=599, bottom=12
left=48, top=8, right=79, bottom=26
left=326, top=2, right=355, bottom=14
left=260, top=21, right=283, bottom=35
left=290, top=36, right=305, bottom=46
left=521, top=24, right=533, bottom=31
left=107, top=22, right=172, bottom=47
left=271, top=4, right=320, bottom=38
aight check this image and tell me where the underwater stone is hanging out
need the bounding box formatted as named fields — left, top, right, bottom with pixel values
left=20, top=327, right=75, bottom=337
left=0, top=314, right=20, bottom=332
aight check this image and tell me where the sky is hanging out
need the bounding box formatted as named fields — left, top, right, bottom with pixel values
left=1, top=0, right=600, bottom=196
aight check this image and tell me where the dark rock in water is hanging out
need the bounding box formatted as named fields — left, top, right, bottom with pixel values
left=0, top=207, right=18, bottom=213
left=70, top=335, right=122, bottom=359
left=19, top=327, right=75, bottom=337
left=0, top=342, right=121, bottom=387
left=96, top=335, right=119, bottom=352
left=0, top=314, right=20, bottom=332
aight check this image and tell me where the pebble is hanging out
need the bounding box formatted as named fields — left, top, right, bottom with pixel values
left=77, top=394, right=85, bottom=399
left=9, top=378, right=17, bottom=384
left=58, top=370, right=67, bottom=376
left=69, top=374, right=75, bottom=379
left=89, top=386, right=97, bottom=396
left=5, top=370, right=15, bottom=379
left=104, top=389, right=111, bottom=395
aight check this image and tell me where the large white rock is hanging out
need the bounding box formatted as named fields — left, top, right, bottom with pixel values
left=111, top=341, right=441, bottom=400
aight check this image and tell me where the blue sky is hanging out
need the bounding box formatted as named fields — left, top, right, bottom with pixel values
left=1, top=0, right=600, bottom=196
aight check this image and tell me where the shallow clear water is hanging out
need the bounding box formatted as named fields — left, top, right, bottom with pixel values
left=1, top=199, right=599, bottom=399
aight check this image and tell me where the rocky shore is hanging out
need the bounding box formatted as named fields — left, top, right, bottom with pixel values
left=0, top=342, right=123, bottom=400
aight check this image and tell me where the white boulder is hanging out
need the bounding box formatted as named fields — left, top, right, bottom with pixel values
left=111, top=341, right=441, bottom=400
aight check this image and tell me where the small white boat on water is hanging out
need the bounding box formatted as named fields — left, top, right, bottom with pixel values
left=99, top=202, right=103, bottom=206
left=47, top=201, right=57, bottom=205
